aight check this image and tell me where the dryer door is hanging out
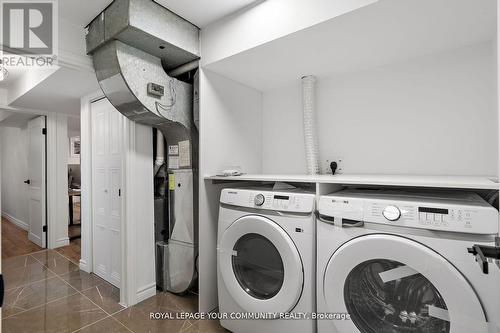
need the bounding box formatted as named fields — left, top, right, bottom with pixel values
left=323, top=234, right=488, bottom=333
left=219, top=215, right=303, bottom=314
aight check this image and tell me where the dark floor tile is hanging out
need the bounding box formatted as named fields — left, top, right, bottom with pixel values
left=168, top=292, right=198, bottom=314
left=3, top=261, right=55, bottom=290
left=1, top=293, right=108, bottom=333
left=2, top=254, right=41, bottom=272
left=60, top=270, right=106, bottom=292
left=75, top=316, right=131, bottom=333
left=31, top=250, right=80, bottom=275
left=81, top=281, right=124, bottom=314
left=132, top=293, right=187, bottom=313
left=113, top=306, right=191, bottom=333
left=181, top=319, right=228, bottom=333
left=2, top=275, right=78, bottom=318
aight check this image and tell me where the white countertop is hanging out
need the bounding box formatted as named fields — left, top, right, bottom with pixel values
left=205, top=174, right=499, bottom=190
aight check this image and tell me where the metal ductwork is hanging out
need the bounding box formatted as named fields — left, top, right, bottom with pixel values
left=86, top=0, right=200, bottom=294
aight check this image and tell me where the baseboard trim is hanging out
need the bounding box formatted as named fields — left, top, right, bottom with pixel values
left=54, top=237, right=70, bottom=248
left=136, top=283, right=157, bottom=303
left=2, top=212, right=29, bottom=230
left=79, top=259, right=90, bottom=273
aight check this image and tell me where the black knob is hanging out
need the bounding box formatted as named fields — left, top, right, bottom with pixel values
left=24, top=179, right=31, bottom=185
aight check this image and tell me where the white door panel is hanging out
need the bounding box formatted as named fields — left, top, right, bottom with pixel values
left=91, top=98, right=123, bottom=288
left=109, top=110, right=121, bottom=156
left=110, top=229, right=121, bottom=286
left=28, top=116, right=46, bottom=248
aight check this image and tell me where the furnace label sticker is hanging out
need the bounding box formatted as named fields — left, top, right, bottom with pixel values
left=168, top=145, right=179, bottom=155
left=178, top=140, right=191, bottom=167
left=168, top=156, right=179, bottom=170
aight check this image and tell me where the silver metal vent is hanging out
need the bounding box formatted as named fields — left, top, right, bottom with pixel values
left=86, top=0, right=200, bottom=294
left=86, top=0, right=200, bottom=167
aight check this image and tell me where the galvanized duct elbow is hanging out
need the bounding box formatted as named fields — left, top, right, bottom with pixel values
left=86, top=0, right=200, bottom=168
left=92, top=40, right=195, bottom=161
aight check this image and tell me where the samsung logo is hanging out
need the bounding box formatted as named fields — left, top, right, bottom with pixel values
left=331, top=199, right=349, bottom=204
left=228, top=191, right=238, bottom=195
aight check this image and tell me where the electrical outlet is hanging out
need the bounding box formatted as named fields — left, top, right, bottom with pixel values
left=324, top=157, right=344, bottom=174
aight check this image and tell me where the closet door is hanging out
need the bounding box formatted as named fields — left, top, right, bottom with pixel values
left=27, top=116, right=47, bottom=248
left=91, top=98, right=123, bottom=287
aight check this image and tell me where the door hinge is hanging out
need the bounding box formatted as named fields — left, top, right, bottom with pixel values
left=118, top=189, right=121, bottom=197
left=42, top=128, right=47, bottom=135
left=42, top=225, right=47, bottom=232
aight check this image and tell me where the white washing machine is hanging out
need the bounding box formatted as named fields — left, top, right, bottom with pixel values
left=317, top=189, right=500, bottom=333
left=217, top=187, right=316, bottom=333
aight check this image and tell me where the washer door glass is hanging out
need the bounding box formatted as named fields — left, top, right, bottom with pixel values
left=322, top=234, right=487, bottom=333
left=232, top=233, right=284, bottom=300
left=219, top=215, right=304, bottom=313
left=345, top=259, right=449, bottom=333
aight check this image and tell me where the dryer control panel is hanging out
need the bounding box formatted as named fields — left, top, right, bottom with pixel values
left=221, top=188, right=315, bottom=213
left=319, top=189, right=499, bottom=235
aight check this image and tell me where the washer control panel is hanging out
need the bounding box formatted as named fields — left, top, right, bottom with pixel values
left=319, top=190, right=499, bottom=235
left=221, top=188, right=315, bottom=213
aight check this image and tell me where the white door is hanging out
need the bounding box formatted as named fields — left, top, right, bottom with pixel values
left=91, top=98, right=123, bottom=287
left=323, top=234, right=488, bottom=333
left=218, top=215, right=304, bottom=314
left=27, top=116, right=46, bottom=248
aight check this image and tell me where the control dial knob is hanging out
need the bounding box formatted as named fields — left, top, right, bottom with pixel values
left=383, top=205, right=401, bottom=221
left=254, top=194, right=265, bottom=206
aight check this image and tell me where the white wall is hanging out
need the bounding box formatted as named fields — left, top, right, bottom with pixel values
left=262, top=43, right=498, bottom=176
left=201, top=0, right=377, bottom=65
left=0, top=125, right=30, bottom=229
left=46, top=113, right=70, bottom=248
left=68, top=115, right=81, bottom=165
left=200, top=70, right=263, bottom=176
left=125, top=122, right=156, bottom=304
left=198, top=69, right=263, bottom=312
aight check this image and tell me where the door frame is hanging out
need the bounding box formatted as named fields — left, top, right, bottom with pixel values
left=0, top=107, right=70, bottom=251
left=27, top=116, right=47, bottom=248
left=46, top=112, right=71, bottom=249
left=81, top=91, right=156, bottom=307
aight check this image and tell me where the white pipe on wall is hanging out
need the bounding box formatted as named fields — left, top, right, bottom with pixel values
left=301, top=75, right=321, bottom=175
left=155, top=131, right=165, bottom=173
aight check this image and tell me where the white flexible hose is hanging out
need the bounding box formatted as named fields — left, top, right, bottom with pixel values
left=302, top=75, right=321, bottom=175
left=155, top=131, right=165, bottom=168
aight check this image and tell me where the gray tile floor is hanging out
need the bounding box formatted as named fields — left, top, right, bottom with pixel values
left=2, top=250, right=227, bottom=333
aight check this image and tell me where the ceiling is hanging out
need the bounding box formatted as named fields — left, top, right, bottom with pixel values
left=0, top=66, right=29, bottom=87
left=5, top=0, right=260, bottom=116
left=59, top=0, right=258, bottom=27
left=10, top=67, right=99, bottom=115
left=154, top=0, right=258, bottom=27
left=0, top=111, right=39, bottom=127
left=206, top=0, right=496, bottom=91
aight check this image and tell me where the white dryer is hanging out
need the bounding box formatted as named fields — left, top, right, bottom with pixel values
left=217, top=187, right=316, bottom=333
left=317, top=189, right=500, bottom=333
